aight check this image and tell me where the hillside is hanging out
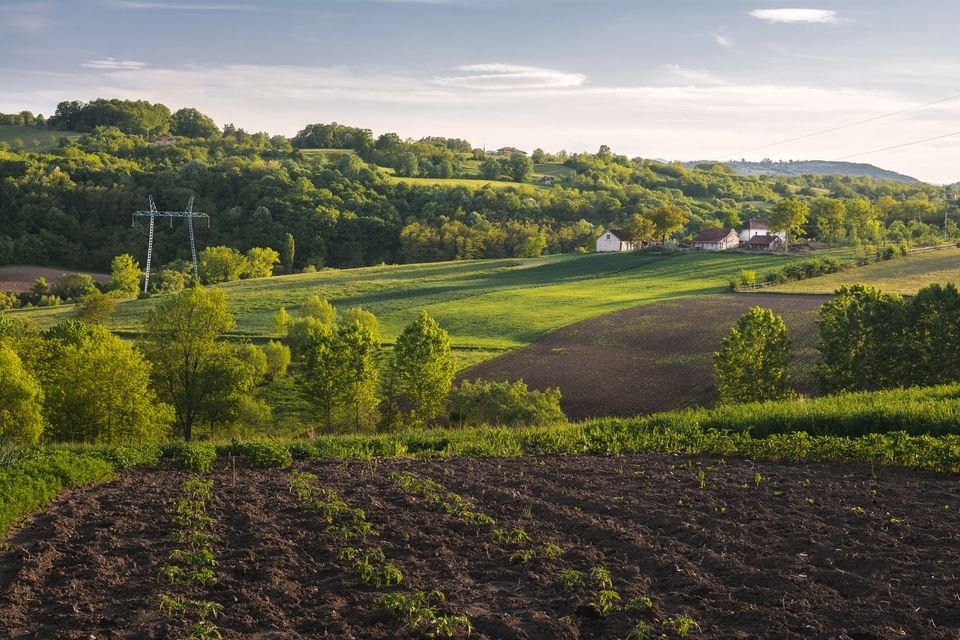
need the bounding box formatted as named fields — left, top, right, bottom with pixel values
left=0, top=124, right=81, bottom=151
left=684, top=159, right=919, bottom=183
left=8, top=250, right=800, bottom=352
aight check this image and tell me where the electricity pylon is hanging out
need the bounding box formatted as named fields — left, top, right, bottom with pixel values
left=132, top=196, right=209, bottom=293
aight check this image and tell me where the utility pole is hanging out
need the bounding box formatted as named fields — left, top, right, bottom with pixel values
left=132, top=196, right=209, bottom=293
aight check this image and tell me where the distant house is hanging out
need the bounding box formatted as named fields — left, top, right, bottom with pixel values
left=496, top=146, right=526, bottom=156
left=739, top=218, right=785, bottom=243
left=745, top=234, right=783, bottom=252
left=691, top=227, right=739, bottom=251
left=596, top=228, right=654, bottom=253
left=539, top=176, right=555, bottom=186
left=154, top=133, right=175, bottom=146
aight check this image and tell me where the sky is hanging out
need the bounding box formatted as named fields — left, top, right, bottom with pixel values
left=1, top=0, right=959, bottom=183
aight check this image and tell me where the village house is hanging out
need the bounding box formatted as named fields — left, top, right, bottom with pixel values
left=538, top=176, right=555, bottom=186
left=745, top=234, right=783, bottom=252
left=495, top=146, right=526, bottom=155
left=739, top=218, right=785, bottom=243
left=596, top=228, right=654, bottom=252
left=691, top=227, right=739, bottom=251
left=154, top=133, right=175, bottom=146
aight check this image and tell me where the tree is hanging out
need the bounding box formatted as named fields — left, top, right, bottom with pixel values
left=341, top=306, right=380, bottom=340
left=509, top=153, right=534, bottom=182
left=384, top=311, right=455, bottom=429
left=769, top=198, right=809, bottom=252
left=52, top=273, right=98, bottom=302
left=845, top=198, right=880, bottom=245
left=0, top=345, right=44, bottom=445
left=198, top=246, right=248, bottom=284
left=274, top=306, right=291, bottom=336
left=243, top=246, right=280, bottom=279
left=170, top=107, right=219, bottom=138
left=816, top=284, right=907, bottom=393
left=480, top=158, right=502, bottom=180
left=713, top=307, right=794, bottom=404
left=140, top=287, right=239, bottom=440
left=810, top=197, right=846, bottom=245
left=627, top=214, right=656, bottom=240
left=235, top=343, right=268, bottom=384
left=300, top=294, right=337, bottom=324
left=531, top=148, right=546, bottom=163
left=107, top=254, right=141, bottom=296
left=281, top=232, right=296, bottom=274
left=648, top=203, right=687, bottom=242
left=904, top=283, right=960, bottom=386
left=263, top=340, right=291, bottom=380
left=76, top=292, right=117, bottom=325
left=40, top=327, right=172, bottom=444
left=333, top=321, right=381, bottom=431
left=300, top=325, right=337, bottom=430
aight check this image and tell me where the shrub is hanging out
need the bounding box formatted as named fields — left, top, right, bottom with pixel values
left=162, top=442, right=217, bottom=472
left=233, top=441, right=292, bottom=468
left=449, top=379, right=566, bottom=428
left=263, top=340, right=291, bottom=380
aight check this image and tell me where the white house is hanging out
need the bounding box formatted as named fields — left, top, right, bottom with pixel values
left=740, top=218, right=785, bottom=243
left=596, top=228, right=652, bottom=252
left=691, top=227, right=740, bottom=251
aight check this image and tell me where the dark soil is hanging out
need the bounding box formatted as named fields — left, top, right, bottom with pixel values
left=1, top=455, right=958, bottom=639
left=462, top=293, right=829, bottom=420
left=0, top=265, right=110, bottom=293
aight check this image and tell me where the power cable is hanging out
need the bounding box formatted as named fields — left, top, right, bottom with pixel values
left=717, top=91, right=960, bottom=158
left=833, top=131, right=960, bottom=160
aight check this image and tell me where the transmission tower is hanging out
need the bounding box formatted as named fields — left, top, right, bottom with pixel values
left=132, top=196, right=210, bottom=293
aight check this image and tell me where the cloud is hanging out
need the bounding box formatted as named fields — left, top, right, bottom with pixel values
left=664, top=64, right=725, bottom=86
left=749, top=8, right=839, bottom=24
left=81, top=58, right=148, bottom=71
left=714, top=33, right=733, bottom=48
left=112, top=1, right=272, bottom=11
left=432, top=63, right=587, bottom=90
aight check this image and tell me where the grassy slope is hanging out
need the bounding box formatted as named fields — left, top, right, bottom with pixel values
left=0, top=125, right=81, bottom=151
left=767, top=247, right=960, bottom=295
left=9, top=251, right=799, bottom=351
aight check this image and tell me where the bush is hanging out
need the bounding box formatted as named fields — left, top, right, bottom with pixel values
left=449, top=379, right=566, bottom=428
left=231, top=440, right=292, bottom=468
left=162, top=442, right=217, bottom=472
left=263, top=340, right=291, bottom=380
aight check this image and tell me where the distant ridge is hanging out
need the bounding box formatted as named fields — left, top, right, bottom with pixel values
left=684, top=159, right=919, bottom=183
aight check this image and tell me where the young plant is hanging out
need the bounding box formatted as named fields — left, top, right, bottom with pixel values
left=667, top=614, right=701, bottom=637
left=555, top=568, right=584, bottom=590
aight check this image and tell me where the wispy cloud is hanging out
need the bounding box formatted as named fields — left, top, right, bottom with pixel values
left=714, top=33, right=733, bottom=48
left=664, top=64, right=725, bottom=86
left=112, top=1, right=272, bottom=11
left=81, top=57, right=148, bottom=70
left=433, top=63, right=586, bottom=91
left=749, top=8, right=839, bottom=24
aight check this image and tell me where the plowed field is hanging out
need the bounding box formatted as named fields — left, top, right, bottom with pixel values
left=463, top=293, right=829, bottom=420
left=1, top=455, right=958, bottom=639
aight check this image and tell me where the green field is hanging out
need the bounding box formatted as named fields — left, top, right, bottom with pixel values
left=767, top=247, right=960, bottom=295
left=0, top=125, right=81, bottom=151
left=9, top=251, right=800, bottom=352
left=384, top=173, right=538, bottom=190
left=533, top=162, right=575, bottom=179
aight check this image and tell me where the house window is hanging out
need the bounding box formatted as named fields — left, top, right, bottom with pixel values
left=606, top=234, right=611, bottom=239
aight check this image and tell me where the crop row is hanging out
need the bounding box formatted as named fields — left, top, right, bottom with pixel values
left=158, top=476, right=224, bottom=640
left=288, top=470, right=471, bottom=638
left=391, top=471, right=701, bottom=638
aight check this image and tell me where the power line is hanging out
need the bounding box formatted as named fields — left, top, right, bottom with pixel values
left=717, top=91, right=960, bottom=158
left=833, top=130, right=960, bottom=160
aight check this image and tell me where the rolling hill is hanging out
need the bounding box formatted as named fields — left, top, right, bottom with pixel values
left=685, top=159, right=919, bottom=182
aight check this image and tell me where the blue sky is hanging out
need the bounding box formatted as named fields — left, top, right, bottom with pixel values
left=1, top=0, right=959, bottom=182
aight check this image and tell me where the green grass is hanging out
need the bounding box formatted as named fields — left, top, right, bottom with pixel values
left=300, top=148, right=358, bottom=161
left=767, top=247, right=960, bottom=295
left=9, top=251, right=802, bottom=351
left=533, top=163, right=575, bottom=179
left=384, top=174, right=537, bottom=190
left=0, top=125, right=81, bottom=151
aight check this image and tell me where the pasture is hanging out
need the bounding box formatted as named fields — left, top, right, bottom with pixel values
left=0, top=125, right=81, bottom=152
left=7, top=251, right=800, bottom=351
left=766, top=246, right=960, bottom=294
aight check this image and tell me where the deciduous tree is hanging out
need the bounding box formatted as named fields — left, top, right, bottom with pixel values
left=713, top=307, right=794, bottom=403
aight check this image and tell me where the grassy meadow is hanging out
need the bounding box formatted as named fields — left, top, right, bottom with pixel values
left=9, top=250, right=801, bottom=353
left=0, top=125, right=81, bottom=151
left=767, top=246, right=960, bottom=295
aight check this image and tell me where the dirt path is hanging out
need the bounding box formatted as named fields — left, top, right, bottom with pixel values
left=0, top=455, right=957, bottom=639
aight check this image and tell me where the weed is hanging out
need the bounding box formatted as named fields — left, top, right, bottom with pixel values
left=626, top=621, right=654, bottom=640
left=697, top=470, right=706, bottom=489
left=589, top=565, right=613, bottom=590
left=590, top=589, right=622, bottom=616
left=625, top=595, right=653, bottom=611
left=542, top=542, right=563, bottom=560
left=666, top=614, right=701, bottom=637
left=555, top=568, right=584, bottom=590
left=754, top=472, right=763, bottom=488
left=509, top=548, right=535, bottom=564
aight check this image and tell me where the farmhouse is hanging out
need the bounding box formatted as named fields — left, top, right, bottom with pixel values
left=740, top=218, right=785, bottom=243
left=745, top=234, right=783, bottom=252
left=154, top=133, right=175, bottom=145
left=691, top=227, right=739, bottom=251
left=496, top=146, right=526, bottom=155
left=596, top=228, right=654, bottom=252
left=539, top=176, right=555, bottom=186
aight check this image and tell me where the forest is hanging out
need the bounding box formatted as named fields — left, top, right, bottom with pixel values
left=0, top=99, right=956, bottom=275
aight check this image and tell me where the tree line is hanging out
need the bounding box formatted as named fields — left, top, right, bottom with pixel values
left=713, top=282, right=960, bottom=403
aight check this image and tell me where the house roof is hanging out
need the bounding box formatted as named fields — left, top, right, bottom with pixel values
left=745, top=218, right=769, bottom=229
left=747, top=234, right=780, bottom=245
left=692, top=227, right=736, bottom=243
